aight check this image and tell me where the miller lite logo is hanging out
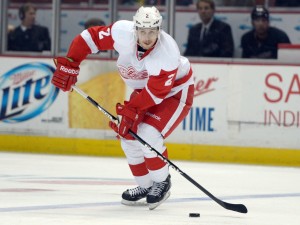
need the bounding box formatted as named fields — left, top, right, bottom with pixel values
left=0, top=62, right=59, bottom=123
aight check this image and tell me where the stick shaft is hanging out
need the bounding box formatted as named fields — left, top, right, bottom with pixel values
left=72, top=85, right=247, bottom=214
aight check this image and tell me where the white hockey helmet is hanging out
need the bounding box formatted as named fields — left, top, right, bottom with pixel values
left=133, top=6, right=162, bottom=29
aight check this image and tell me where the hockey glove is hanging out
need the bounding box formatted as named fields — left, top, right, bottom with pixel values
left=109, top=103, right=145, bottom=140
left=51, top=57, right=80, bottom=92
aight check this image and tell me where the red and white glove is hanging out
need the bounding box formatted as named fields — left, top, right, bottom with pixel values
left=109, top=103, right=145, bottom=140
left=51, top=57, right=80, bottom=92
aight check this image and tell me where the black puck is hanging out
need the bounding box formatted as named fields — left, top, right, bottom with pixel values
left=189, top=213, right=200, bottom=217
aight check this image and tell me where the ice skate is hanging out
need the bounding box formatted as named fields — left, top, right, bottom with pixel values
left=121, top=186, right=151, bottom=206
left=147, top=175, right=171, bottom=210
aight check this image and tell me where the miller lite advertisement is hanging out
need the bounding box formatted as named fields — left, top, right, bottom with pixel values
left=0, top=57, right=69, bottom=134
left=0, top=57, right=124, bottom=139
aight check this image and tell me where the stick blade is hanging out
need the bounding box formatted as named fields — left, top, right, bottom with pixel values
left=224, top=202, right=248, bottom=214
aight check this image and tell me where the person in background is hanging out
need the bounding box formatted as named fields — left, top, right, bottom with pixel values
left=241, top=5, right=291, bottom=59
left=121, top=0, right=193, bottom=5
left=119, top=0, right=137, bottom=5
left=84, top=18, right=106, bottom=29
left=274, top=0, right=300, bottom=7
left=7, top=24, right=15, bottom=34
left=176, top=0, right=194, bottom=5
left=144, top=0, right=166, bottom=4
left=184, top=0, right=234, bottom=57
left=7, top=2, right=51, bottom=52
left=51, top=6, right=194, bottom=210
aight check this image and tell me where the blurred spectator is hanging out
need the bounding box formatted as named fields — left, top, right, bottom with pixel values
left=7, top=2, right=51, bottom=52
left=7, top=24, right=15, bottom=34
left=274, top=0, right=300, bottom=7
left=119, top=0, right=137, bottom=5
left=144, top=0, right=166, bottom=4
left=119, top=0, right=195, bottom=6
left=184, top=0, right=234, bottom=57
left=84, top=18, right=105, bottom=29
left=240, top=5, right=291, bottom=59
left=176, top=0, right=194, bottom=5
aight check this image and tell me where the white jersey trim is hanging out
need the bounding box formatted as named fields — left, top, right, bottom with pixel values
left=145, top=85, right=163, bottom=104
left=80, top=30, right=99, bottom=54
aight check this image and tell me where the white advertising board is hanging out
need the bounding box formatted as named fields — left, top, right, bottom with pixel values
left=228, top=65, right=300, bottom=149
left=168, top=63, right=229, bottom=144
left=0, top=57, right=299, bottom=150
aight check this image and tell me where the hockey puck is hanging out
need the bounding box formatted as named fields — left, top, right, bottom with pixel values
left=189, top=213, right=200, bottom=217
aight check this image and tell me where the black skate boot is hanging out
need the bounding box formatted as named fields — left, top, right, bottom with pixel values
left=121, top=186, right=151, bottom=206
left=147, top=175, right=171, bottom=210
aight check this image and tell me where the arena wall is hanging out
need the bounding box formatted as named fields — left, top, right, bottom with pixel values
left=0, top=56, right=299, bottom=166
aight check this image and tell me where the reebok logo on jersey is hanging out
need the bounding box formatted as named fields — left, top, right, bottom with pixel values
left=60, top=65, right=79, bottom=75
left=146, top=112, right=161, bottom=121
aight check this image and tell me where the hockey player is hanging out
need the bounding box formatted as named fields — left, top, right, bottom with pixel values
left=51, top=6, right=194, bottom=210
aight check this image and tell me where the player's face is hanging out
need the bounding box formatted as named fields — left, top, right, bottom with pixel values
left=197, top=1, right=214, bottom=24
left=253, top=18, right=269, bottom=36
left=23, top=7, right=36, bottom=27
left=136, top=28, right=159, bottom=50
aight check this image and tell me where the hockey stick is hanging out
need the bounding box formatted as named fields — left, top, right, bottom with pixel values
left=71, top=85, right=248, bottom=214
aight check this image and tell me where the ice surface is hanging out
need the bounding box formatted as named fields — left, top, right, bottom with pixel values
left=0, top=152, right=299, bottom=225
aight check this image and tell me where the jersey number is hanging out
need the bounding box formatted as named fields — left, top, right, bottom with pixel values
left=99, top=28, right=111, bottom=39
left=165, top=73, right=175, bottom=86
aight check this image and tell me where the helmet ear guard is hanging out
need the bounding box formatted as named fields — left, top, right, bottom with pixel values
left=133, top=6, right=162, bottom=29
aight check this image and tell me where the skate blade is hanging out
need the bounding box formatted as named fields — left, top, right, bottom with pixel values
left=148, top=191, right=171, bottom=210
left=121, top=199, right=148, bottom=206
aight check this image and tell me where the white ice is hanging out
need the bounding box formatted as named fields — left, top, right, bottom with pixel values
left=0, top=152, right=299, bottom=225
